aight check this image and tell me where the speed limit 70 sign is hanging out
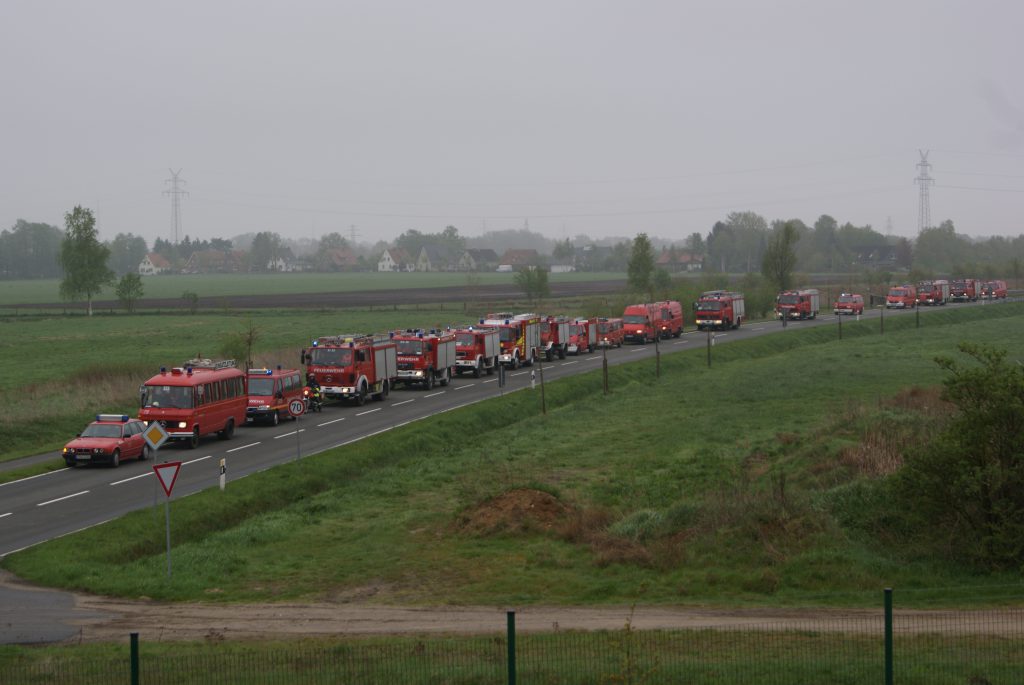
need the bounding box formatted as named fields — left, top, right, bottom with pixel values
left=288, top=399, right=306, bottom=417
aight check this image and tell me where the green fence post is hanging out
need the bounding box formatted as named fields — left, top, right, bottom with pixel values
left=507, top=610, right=517, bottom=685
left=884, top=588, right=893, bottom=685
left=130, top=632, right=139, bottom=685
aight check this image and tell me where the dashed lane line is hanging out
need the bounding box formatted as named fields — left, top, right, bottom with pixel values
left=356, top=408, right=381, bottom=416
left=482, top=379, right=497, bottom=383
left=38, top=491, right=89, bottom=507
left=391, top=399, right=415, bottom=407
left=560, top=361, right=578, bottom=366
left=453, top=384, right=474, bottom=390
left=0, top=468, right=69, bottom=488
left=111, top=472, right=152, bottom=486
left=317, top=417, right=346, bottom=427
left=226, top=442, right=260, bottom=453
left=274, top=430, right=306, bottom=439
left=0, top=513, right=12, bottom=519
left=424, top=391, right=445, bottom=398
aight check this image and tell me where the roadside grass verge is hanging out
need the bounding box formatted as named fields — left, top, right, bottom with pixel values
left=1, top=629, right=1021, bottom=684
left=4, top=303, right=1024, bottom=607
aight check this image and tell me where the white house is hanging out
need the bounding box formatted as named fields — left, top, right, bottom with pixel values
left=138, top=253, right=171, bottom=276
left=377, top=248, right=413, bottom=272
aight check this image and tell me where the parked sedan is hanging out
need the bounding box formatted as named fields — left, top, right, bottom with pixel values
left=62, top=414, right=150, bottom=467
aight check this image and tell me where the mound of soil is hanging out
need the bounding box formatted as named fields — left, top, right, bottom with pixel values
left=458, top=488, right=570, bottom=536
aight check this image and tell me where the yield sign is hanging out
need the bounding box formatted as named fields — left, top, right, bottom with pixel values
left=153, top=461, right=182, bottom=497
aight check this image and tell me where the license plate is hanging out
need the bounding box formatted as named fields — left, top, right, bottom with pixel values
left=76, top=454, right=91, bottom=461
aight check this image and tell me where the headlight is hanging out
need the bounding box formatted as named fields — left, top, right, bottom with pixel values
left=63, top=447, right=73, bottom=453
left=177, top=421, right=187, bottom=429
left=93, top=448, right=103, bottom=455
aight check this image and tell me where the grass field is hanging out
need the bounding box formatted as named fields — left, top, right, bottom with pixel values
left=5, top=302, right=1023, bottom=607
left=0, top=271, right=626, bottom=306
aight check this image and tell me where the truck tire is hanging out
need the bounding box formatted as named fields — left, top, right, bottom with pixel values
left=487, top=357, right=496, bottom=375
left=440, top=368, right=450, bottom=387
left=473, top=362, right=482, bottom=378
left=558, top=346, right=566, bottom=360
left=188, top=428, right=200, bottom=449
left=219, top=418, right=235, bottom=440
left=375, top=380, right=390, bottom=401
left=355, top=385, right=366, bottom=406
left=545, top=348, right=553, bottom=362
left=425, top=372, right=434, bottom=390
left=270, top=411, right=279, bottom=426
left=511, top=354, right=520, bottom=370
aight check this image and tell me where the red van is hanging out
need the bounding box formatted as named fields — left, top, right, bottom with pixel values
left=246, top=367, right=305, bottom=425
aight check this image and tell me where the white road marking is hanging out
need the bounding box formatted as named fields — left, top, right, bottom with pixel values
left=672, top=340, right=688, bottom=345
left=274, top=430, right=306, bottom=439
left=317, top=417, right=346, bottom=427
left=453, top=384, right=474, bottom=390
left=38, top=491, right=89, bottom=507
left=0, top=468, right=70, bottom=488
left=629, top=348, right=646, bottom=353
left=0, top=513, right=12, bottom=519
left=226, top=442, right=260, bottom=453
left=511, top=371, right=529, bottom=377
left=356, top=408, right=381, bottom=416
left=424, top=391, right=445, bottom=398
left=753, top=327, right=765, bottom=331
left=482, top=379, right=497, bottom=383
left=182, top=455, right=213, bottom=465
left=587, top=356, right=603, bottom=361
left=110, top=472, right=152, bottom=485
left=391, top=400, right=415, bottom=407
left=560, top=361, right=578, bottom=366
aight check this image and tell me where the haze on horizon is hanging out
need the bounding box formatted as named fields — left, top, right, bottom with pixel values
left=2, top=0, right=1022, bottom=248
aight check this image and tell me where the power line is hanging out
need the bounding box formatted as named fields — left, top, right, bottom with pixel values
left=915, top=151, right=934, bottom=232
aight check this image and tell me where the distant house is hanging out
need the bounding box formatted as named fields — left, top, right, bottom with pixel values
left=549, top=260, right=575, bottom=274
left=457, top=248, right=500, bottom=272
left=184, top=250, right=246, bottom=274
left=498, top=249, right=540, bottom=271
left=322, top=247, right=360, bottom=271
left=416, top=245, right=458, bottom=272
left=138, top=252, right=171, bottom=276
left=267, top=247, right=298, bottom=272
left=656, top=248, right=702, bottom=273
left=378, top=248, right=414, bottom=272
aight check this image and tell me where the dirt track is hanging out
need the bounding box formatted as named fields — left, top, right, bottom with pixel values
left=14, top=279, right=628, bottom=311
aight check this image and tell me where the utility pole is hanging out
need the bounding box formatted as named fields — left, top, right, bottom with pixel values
left=349, top=224, right=360, bottom=245
left=163, top=169, right=188, bottom=244
left=915, top=151, right=934, bottom=233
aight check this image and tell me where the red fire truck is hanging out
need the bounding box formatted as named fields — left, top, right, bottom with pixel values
left=246, top=366, right=304, bottom=426
left=302, top=334, right=397, bottom=405
left=886, top=284, right=917, bottom=309
left=539, top=316, right=570, bottom=360
left=695, top=290, right=745, bottom=330
left=139, top=358, right=247, bottom=449
left=622, top=300, right=683, bottom=343
left=916, top=280, right=950, bottom=306
left=454, top=326, right=500, bottom=377
left=392, top=329, right=456, bottom=390
left=482, top=312, right=541, bottom=368
left=832, top=293, right=864, bottom=316
left=567, top=318, right=597, bottom=355
left=950, top=278, right=982, bottom=302
left=776, top=289, right=820, bottom=320
left=981, top=280, right=1007, bottom=299
left=595, top=317, right=624, bottom=348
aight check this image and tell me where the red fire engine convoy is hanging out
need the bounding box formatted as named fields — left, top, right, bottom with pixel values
left=916, top=280, right=950, bottom=306
left=482, top=313, right=541, bottom=368
left=567, top=318, right=597, bottom=355
left=694, top=290, right=745, bottom=331
left=950, top=278, right=982, bottom=303
left=302, top=334, right=397, bottom=405
left=833, top=293, right=865, bottom=316
left=539, top=316, right=570, bottom=360
left=595, top=317, right=624, bottom=348
left=454, top=326, right=500, bottom=377
left=392, top=329, right=456, bottom=389
left=246, top=366, right=304, bottom=425
left=622, top=301, right=683, bottom=343
left=139, top=358, right=247, bottom=449
left=886, top=284, right=917, bottom=309
left=776, top=289, right=820, bottom=320
left=981, top=280, right=1008, bottom=299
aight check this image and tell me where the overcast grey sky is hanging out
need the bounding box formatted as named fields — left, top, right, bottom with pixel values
left=2, top=0, right=1022, bottom=246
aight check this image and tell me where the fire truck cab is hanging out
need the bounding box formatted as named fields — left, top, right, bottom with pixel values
left=695, top=290, right=745, bottom=330
left=776, top=289, right=820, bottom=320
left=886, top=285, right=917, bottom=309
left=482, top=313, right=541, bottom=368
left=595, top=317, right=624, bottom=348
left=567, top=318, right=597, bottom=355
left=916, top=280, right=950, bottom=306
left=981, top=280, right=1007, bottom=299
left=302, top=334, right=398, bottom=405
left=540, top=316, right=570, bottom=361
left=393, top=329, right=456, bottom=390
left=454, top=326, right=500, bottom=377
left=950, top=278, right=982, bottom=302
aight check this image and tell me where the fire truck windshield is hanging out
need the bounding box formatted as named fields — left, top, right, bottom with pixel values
left=696, top=302, right=723, bottom=311
left=142, top=385, right=194, bottom=409
left=81, top=424, right=123, bottom=438
left=888, top=288, right=906, bottom=296
left=455, top=333, right=476, bottom=346
left=622, top=315, right=648, bottom=324
left=838, top=295, right=857, bottom=302
left=778, top=294, right=799, bottom=305
left=309, top=348, right=353, bottom=367
left=248, top=378, right=276, bottom=396
left=498, top=327, right=518, bottom=342
left=396, top=340, right=424, bottom=355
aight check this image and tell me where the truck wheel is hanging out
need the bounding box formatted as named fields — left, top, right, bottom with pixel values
left=440, top=368, right=450, bottom=386
left=110, top=449, right=120, bottom=468
left=219, top=418, right=234, bottom=440
left=545, top=349, right=553, bottom=362
left=355, top=385, right=366, bottom=406
left=487, top=358, right=496, bottom=375
left=558, top=347, right=566, bottom=360
left=425, top=372, right=434, bottom=390
left=375, top=380, right=390, bottom=401
left=511, top=355, right=520, bottom=370
left=270, top=411, right=279, bottom=426
left=473, top=362, right=481, bottom=378
left=188, top=428, right=200, bottom=449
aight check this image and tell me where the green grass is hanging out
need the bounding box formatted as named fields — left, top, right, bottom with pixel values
left=5, top=302, right=1024, bottom=608
left=1, top=629, right=1021, bottom=684
left=0, top=271, right=626, bottom=306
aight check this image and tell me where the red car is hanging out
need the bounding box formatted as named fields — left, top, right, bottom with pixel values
left=62, top=414, right=150, bottom=468
left=833, top=293, right=864, bottom=315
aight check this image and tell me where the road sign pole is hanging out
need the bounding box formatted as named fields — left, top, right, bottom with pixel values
left=287, top=399, right=306, bottom=461
left=164, top=498, right=172, bottom=578
left=295, top=413, right=301, bottom=461
left=152, top=460, right=182, bottom=580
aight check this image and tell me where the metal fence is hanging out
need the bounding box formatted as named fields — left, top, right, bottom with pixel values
left=3, top=591, right=1023, bottom=684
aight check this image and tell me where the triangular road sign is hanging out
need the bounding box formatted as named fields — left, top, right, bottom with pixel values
left=153, top=461, right=182, bottom=497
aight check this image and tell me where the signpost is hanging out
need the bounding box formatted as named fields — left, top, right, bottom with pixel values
left=143, top=422, right=169, bottom=518
left=153, top=461, right=182, bottom=578
left=288, top=398, right=305, bottom=460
